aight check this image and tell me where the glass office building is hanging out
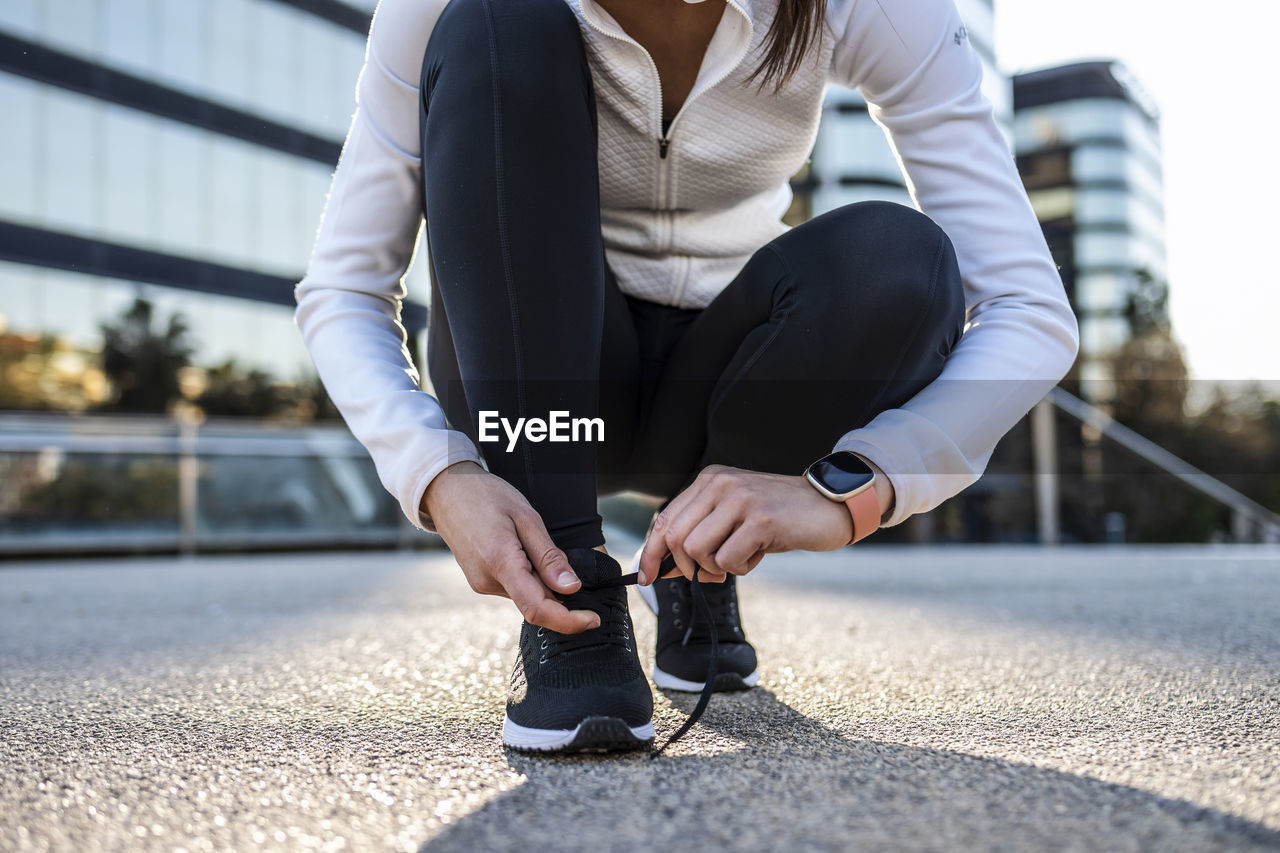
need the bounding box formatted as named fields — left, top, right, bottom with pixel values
left=0, top=0, right=439, bottom=381
left=1012, top=61, right=1167, bottom=404
left=806, top=0, right=1010, bottom=216
left=1, top=0, right=1016, bottom=381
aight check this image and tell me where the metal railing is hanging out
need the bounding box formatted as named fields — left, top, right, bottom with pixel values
left=1031, top=388, right=1280, bottom=544
left=4, top=389, right=1277, bottom=555
left=0, top=412, right=424, bottom=555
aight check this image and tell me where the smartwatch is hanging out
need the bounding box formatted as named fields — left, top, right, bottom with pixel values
left=803, top=451, right=880, bottom=544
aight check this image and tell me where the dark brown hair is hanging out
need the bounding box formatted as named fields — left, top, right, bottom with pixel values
left=744, top=0, right=829, bottom=94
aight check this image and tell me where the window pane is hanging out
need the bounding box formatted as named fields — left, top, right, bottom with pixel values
left=156, top=122, right=208, bottom=256
left=252, top=2, right=301, bottom=129
left=256, top=151, right=303, bottom=272
left=1078, top=315, right=1129, bottom=356
left=101, top=105, right=156, bottom=245
left=207, top=140, right=254, bottom=267
left=207, top=0, right=252, bottom=112
left=156, top=0, right=206, bottom=93
left=39, top=0, right=100, bottom=58
left=101, top=0, right=157, bottom=78
left=0, top=0, right=41, bottom=39
left=42, top=89, right=99, bottom=233
left=1075, top=272, right=1123, bottom=313
left=0, top=76, right=41, bottom=222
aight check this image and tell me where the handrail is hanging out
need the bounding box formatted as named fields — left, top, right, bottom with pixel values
left=1046, top=387, right=1280, bottom=538
left=0, top=412, right=413, bottom=555
left=0, top=413, right=368, bottom=457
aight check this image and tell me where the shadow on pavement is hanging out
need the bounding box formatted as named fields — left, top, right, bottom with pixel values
left=756, top=547, right=1280, bottom=665
left=420, top=688, right=1280, bottom=852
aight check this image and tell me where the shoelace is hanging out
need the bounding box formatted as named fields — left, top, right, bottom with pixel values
left=671, top=576, right=742, bottom=646
left=538, top=581, right=634, bottom=659
left=558, top=555, right=719, bottom=756
left=650, top=559, right=719, bottom=756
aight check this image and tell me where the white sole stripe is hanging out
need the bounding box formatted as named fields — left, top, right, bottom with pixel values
left=502, top=716, right=655, bottom=751
left=652, top=663, right=760, bottom=693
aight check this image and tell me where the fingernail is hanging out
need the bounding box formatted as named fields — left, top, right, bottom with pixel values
left=558, top=571, right=579, bottom=587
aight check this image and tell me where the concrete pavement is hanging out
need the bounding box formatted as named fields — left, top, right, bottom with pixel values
left=1, top=543, right=1278, bottom=851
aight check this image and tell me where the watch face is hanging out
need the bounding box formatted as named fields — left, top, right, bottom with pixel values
left=809, top=452, right=875, bottom=499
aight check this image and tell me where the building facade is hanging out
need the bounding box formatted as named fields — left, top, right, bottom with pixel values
left=804, top=0, right=1010, bottom=218
left=1012, top=60, right=1167, bottom=405
left=0, top=0, right=435, bottom=383
left=2, top=3, right=1162, bottom=411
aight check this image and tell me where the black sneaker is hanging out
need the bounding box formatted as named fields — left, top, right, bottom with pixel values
left=637, top=559, right=759, bottom=693
left=503, top=548, right=655, bottom=752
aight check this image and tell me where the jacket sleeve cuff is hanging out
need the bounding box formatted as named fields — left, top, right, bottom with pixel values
left=832, top=407, right=986, bottom=529
left=404, top=440, right=485, bottom=534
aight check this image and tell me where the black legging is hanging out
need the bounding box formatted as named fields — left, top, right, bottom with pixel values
left=419, top=0, right=966, bottom=550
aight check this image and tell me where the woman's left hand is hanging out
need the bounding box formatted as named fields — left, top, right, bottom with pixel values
left=636, top=462, right=892, bottom=585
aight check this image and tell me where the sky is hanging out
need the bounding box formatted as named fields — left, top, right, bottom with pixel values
left=996, top=0, right=1279, bottom=389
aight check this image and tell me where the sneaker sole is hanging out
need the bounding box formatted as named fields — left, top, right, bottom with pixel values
left=652, top=663, right=760, bottom=693
left=637, top=577, right=759, bottom=693
left=502, top=715, right=655, bottom=753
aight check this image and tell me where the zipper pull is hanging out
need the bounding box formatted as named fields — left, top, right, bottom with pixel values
left=659, top=137, right=669, bottom=159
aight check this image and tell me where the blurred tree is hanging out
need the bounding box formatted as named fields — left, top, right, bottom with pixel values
left=98, top=297, right=193, bottom=414
left=0, top=331, right=109, bottom=412
left=1108, top=325, right=1188, bottom=447
left=191, top=363, right=343, bottom=421
left=1124, top=267, right=1171, bottom=336
left=196, top=359, right=288, bottom=418
left=1182, top=383, right=1280, bottom=517
left=943, top=321, right=1278, bottom=543
left=290, top=374, right=343, bottom=422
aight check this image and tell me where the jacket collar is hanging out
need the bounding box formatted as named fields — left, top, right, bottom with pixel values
left=578, top=0, right=755, bottom=98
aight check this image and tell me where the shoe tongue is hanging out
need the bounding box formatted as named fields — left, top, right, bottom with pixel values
left=563, top=547, right=621, bottom=587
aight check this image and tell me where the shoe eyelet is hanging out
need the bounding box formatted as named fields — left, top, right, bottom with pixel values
left=540, top=639, right=548, bottom=650
left=674, top=619, right=683, bottom=629
left=671, top=602, right=681, bottom=614
left=538, top=655, right=548, bottom=665
left=536, top=627, right=546, bottom=637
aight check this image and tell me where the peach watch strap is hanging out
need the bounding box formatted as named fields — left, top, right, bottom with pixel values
left=845, top=486, right=881, bottom=544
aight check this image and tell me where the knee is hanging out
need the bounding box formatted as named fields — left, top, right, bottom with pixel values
left=771, top=201, right=964, bottom=334
left=831, top=200, right=947, bottom=252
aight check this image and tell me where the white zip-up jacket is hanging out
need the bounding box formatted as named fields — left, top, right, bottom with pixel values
left=294, top=0, right=1080, bottom=533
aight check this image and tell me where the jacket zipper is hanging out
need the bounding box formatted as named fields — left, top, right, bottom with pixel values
left=581, top=20, right=674, bottom=216
left=580, top=2, right=752, bottom=170
left=579, top=1, right=752, bottom=303
left=659, top=2, right=752, bottom=159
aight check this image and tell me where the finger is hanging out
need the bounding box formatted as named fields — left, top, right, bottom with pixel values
left=636, top=525, right=671, bottom=586
left=715, top=524, right=771, bottom=575
left=511, top=508, right=579, bottom=593
left=664, top=483, right=723, bottom=582
left=639, top=476, right=707, bottom=583
left=682, top=505, right=743, bottom=576
left=496, top=557, right=599, bottom=634
left=656, top=553, right=682, bottom=580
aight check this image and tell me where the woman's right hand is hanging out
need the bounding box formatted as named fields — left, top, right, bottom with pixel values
left=421, top=461, right=600, bottom=634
